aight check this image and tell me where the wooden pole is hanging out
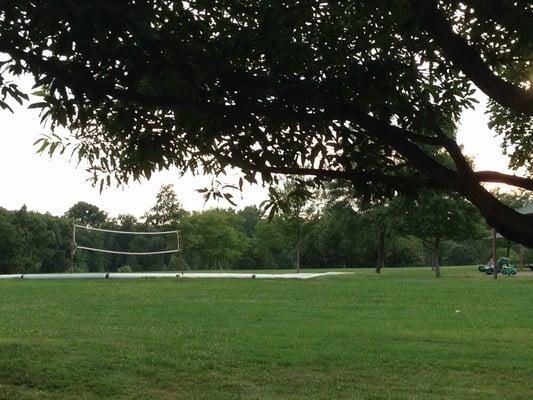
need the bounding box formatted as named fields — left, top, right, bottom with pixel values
left=492, top=228, right=498, bottom=280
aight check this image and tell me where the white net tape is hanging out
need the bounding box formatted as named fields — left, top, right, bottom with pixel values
left=74, top=224, right=178, bottom=235
left=74, top=224, right=181, bottom=256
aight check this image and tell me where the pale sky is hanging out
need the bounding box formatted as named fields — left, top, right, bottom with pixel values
left=0, top=76, right=513, bottom=218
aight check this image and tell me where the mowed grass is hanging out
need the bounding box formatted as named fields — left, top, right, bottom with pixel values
left=1, top=267, right=533, bottom=399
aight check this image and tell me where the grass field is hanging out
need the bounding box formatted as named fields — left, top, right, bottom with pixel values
left=1, top=266, right=533, bottom=399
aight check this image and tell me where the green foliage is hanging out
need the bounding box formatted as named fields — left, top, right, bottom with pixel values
left=385, top=236, right=426, bottom=267
left=252, top=217, right=294, bottom=269
left=262, top=178, right=318, bottom=269
left=65, top=202, right=108, bottom=227
left=0, top=211, right=23, bottom=274
left=493, top=188, right=533, bottom=210
left=395, top=191, right=485, bottom=245
left=144, top=184, right=186, bottom=227
left=316, top=202, right=367, bottom=267
left=183, top=209, right=249, bottom=269
left=0, top=0, right=532, bottom=248
left=1, top=183, right=530, bottom=273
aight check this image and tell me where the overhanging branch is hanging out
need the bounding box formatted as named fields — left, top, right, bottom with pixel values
left=224, top=156, right=444, bottom=193
left=475, top=171, right=533, bottom=191
left=411, top=0, right=533, bottom=116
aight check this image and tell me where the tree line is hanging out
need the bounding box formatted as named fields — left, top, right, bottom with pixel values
left=0, top=183, right=531, bottom=277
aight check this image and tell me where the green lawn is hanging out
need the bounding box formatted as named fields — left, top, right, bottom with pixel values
left=1, top=266, right=533, bottom=399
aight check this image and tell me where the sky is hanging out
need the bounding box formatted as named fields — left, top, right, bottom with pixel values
left=0, top=76, right=514, bottom=218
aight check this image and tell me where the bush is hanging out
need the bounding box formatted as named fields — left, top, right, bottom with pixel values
left=118, top=265, right=132, bottom=273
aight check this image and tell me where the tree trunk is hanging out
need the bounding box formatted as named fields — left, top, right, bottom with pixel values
left=375, top=227, right=386, bottom=274
left=432, top=239, right=441, bottom=278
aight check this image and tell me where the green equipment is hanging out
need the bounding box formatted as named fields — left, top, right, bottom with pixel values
left=478, top=257, right=517, bottom=275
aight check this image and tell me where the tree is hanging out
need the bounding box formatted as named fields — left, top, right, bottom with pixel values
left=395, top=190, right=485, bottom=277
left=0, top=210, right=22, bottom=274
left=2, top=1, right=533, bottom=245
left=362, top=202, right=399, bottom=274
left=236, top=206, right=261, bottom=237
left=263, top=178, right=317, bottom=272
left=144, top=184, right=185, bottom=227
left=185, top=210, right=249, bottom=270
left=65, top=202, right=108, bottom=227
left=322, top=181, right=402, bottom=273
left=316, top=201, right=363, bottom=268
left=493, top=189, right=533, bottom=211
left=252, top=217, right=294, bottom=269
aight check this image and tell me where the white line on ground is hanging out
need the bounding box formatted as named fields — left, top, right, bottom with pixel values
left=0, top=271, right=352, bottom=280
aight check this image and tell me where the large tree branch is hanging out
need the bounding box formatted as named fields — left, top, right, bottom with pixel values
left=475, top=171, right=533, bottom=191
left=338, top=107, right=464, bottom=191
left=223, top=155, right=443, bottom=192
left=336, top=105, right=533, bottom=247
left=411, top=0, right=533, bottom=116
left=434, top=128, right=473, bottom=176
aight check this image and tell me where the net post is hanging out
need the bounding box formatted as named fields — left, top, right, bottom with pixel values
left=177, top=230, right=184, bottom=276
left=70, top=224, right=77, bottom=273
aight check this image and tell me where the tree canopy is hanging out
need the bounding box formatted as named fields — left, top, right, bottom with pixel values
left=393, top=189, right=485, bottom=277
left=144, top=183, right=185, bottom=227
left=0, top=0, right=532, bottom=244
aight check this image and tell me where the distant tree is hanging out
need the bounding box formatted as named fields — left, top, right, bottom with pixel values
left=186, top=210, right=249, bottom=270
left=236, top=206, right=261, bottom=237
left=263, top=178, right=318, bottom=272
left=252, top=217, right=294, bottom=269
left=385, top=236, right=425, bottom=267
left=118, top=214, right=138, bottom=230
left=395, top=191, right=485, bottom=277
left=144, top=184, right=185, bottom=227
left=493, top=189, right=533, bottom=211
left=0, top=210, right=22, bottom=274
left=360, top=202, right=402, bottom=274
left=12, top=207, right=57, bottom=273
left=322, top=181, right=402, bottom=273
left=39, top=214, right=72, bottom=273
left=64, top=203, right=109, bottom=271
left=316, top=201, right=363, bottom=268
left=232, top=206, right=262, bottom=268
left=65, top=202, right=108, bottom=227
